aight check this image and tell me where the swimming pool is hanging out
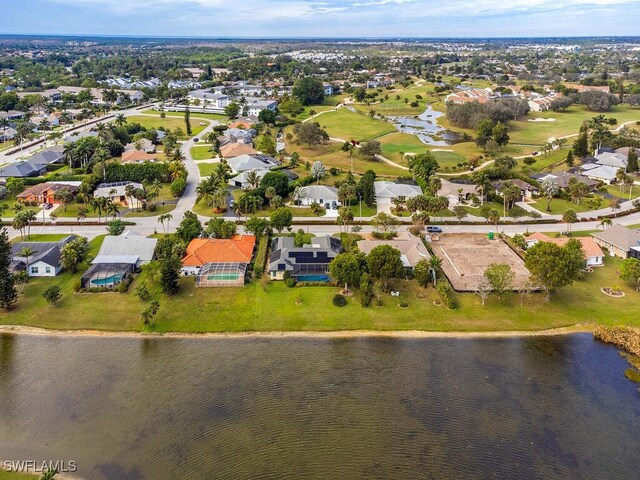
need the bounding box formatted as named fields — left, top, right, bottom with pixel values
left=206, top=274, right=240, bottom=281
left=91, top=274, right=123, bottom=286
left=295, top=274, right=330, bottom=282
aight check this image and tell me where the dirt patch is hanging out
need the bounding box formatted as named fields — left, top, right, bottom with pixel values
left=430, top=234, right=530, bottom=292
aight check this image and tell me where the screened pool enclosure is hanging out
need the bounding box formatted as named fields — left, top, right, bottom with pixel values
left=195, top=262, right=248, bottom=287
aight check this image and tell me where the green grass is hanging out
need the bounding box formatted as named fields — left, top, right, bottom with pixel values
left=197, top=162, right=216, bottom=177
left=191, top=145, right=215, bottom=160
left=142, top=110, right=228, bottom=123
left=602, top=183, right=640, bottom=200
left=313, top=109, right=396, bottom=142
left=529, top=197, right=594, bottom=215
left=3, top=256, right=640, bottom=332
left=126, top=115, right=208, bottom=139
left=10, top=233, right=71, bottom=243
left=0, top=470, right=37, bottom=480
left=122, top=203, right=176, bottom=218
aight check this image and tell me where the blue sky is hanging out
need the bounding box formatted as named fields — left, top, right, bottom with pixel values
left=2, top=0, right=640, bottom=37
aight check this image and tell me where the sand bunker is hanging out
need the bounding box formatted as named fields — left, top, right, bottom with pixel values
left=528, top=118, right=557, bottom=122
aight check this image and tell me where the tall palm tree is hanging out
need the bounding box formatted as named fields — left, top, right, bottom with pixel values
left=428, top=256, right=443, bottom=287
left=25, top=210, right=37, bottom=239
left=77, top=206, right=88, bottom=224
left=106, top=200, right=120, bottom=220
left=158, top=213, right=173, bottom=233
left=114, top=114, right=127, bottom=127
left=19, top=247, right=36, bottom=275
left=246, top=171, right=261, bottom=190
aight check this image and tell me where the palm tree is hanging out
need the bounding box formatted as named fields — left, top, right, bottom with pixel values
left=292, top=186, right=307, bottom=205
left=19, top=247, right=36, bottom=275
left=599, top=217, right=613, bottom=229
left=91, top=197, right=107, bottom=223
left=488, top=209, right=501, bottom=230
left=106, top=200, right=120, bottom=220
left=77, top=206, right=88, bottom=224
left=114, top=114, right=127, bottom=127
left=63, top=143, right=77, bottom=167
left=0, top=118, right=9, bottom=143
left=25, top=210, right=37, bottom=239
left=171, top=149, right=186, bottom=163
left=158, top=213, right=173, bottom=233
left=540, top=179, right=559, bottom=212
left=428, top=256, right=443, bottom=287
left=245, top=170, right=261, bottom=190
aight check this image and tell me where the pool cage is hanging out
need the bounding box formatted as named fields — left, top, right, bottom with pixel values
left=195, top=262, right=248, bottom=287
left=81, top=263, right=135, bottom=289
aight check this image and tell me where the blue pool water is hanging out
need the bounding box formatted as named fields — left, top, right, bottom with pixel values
left=295, top=274, right=330, bottom=282
left=91, top=274, right=123, bottom=286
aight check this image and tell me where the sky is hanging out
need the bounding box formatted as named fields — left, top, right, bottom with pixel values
left=2, top=0, right=640, bottom=38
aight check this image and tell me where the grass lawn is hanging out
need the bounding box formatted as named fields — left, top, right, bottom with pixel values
left=602, top=183, right=640, bottom=200
left=529, top=197, right=594, bottom=215
left=127, top=115, right=208, bottom=139
left=461, top=201, right=504, bottom=217
left=197, top=162, right=216, bottom=177
left=286, top=140, right=407, bottom=177
left=3, top=256, right=639, bottom=332
left=142, top=110, right=228, bottom=123
left=10, top=233, right=72, bottom=243
left=191, top=145, right=215, bottom=160
left=348, top=202, right=377, bottom=217
left=0, top=471, right=37, bottom=480
left=122, top=202, right=176, bottom=218
left=509, top=104, right=640, bottom=146
left=313, top=109, right=396, bottom=141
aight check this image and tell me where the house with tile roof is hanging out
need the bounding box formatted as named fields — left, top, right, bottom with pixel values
left=181, top=235, right=256, bottom=278
left=17, top=182, right=80, bottom=205
left=220, top=143, right=258, bottom=159
left=591, top=225, right=640, bottom=259
left=121, top=150, right=158, bottom=164
left=357, top=233, right=430, bottom=269
left=526, top=232, right=605, bottom=267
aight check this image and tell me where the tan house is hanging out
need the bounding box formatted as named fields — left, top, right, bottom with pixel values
left=591, top=225, right=640, bottom=259
left=220, top=143, right=258, bottom=159
left=357, top=233, right=431, bottom=269
left=17, top=182, right=79, bottom=205
left=525, top=232, right=605, bottom=267
left=121, top=150, right=158, bottom=164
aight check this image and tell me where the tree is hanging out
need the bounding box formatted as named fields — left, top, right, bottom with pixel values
left=414, top=258, right=431, bottom=288
left=224, top=102, right=240, bottom=119
left=311, top=161, right=326, bottom=182
left=492, top=121, right=510, bottom=149
left=627, top=148, right=639, bottom=173
left=258, top=133, right=277, bottom=155
left=107, top=219, right=126, bottom=236
left=0, top=228, right=17, bottom=309
left=525, top=240, right=584, bottom=301
left=360, top=140, right=381, bottom=159
left=42, top=285, right=62, bottom=306
left=540, top=179, right=559, bottom=212
left=357, top=170, right=376, bottom=207
left=19, top=247, right=36, bottom=274
left=270, top=207, right=293, bottom=233
left=61, top=237, right=88, bottom=273
left=293, top=122, right=329, bottom=148
left=484, top=263, right=515, bottom=299
left=565, top=150, right=575, bottom=168
left=184, top=107, right=192, bottom=136
left=619, top=258, right=640, bottom=291
left=158, top=213, right=173, bottom=234
left=175, top=211, right=202, bottom=243
left=292, top=77, right=325, bottom=105
left=6, top=177, right=25, bottom=197
left=573, top=129, right=589, bottom=158
left=475, top=277, right=492, bottom=306
left=408, top=152, right=439, bottom=181
left=366, top=245, right=404, bottom=289
left=336, top=206, right=354, bottom=234
left=452, top=205, right=468, bottom=223
left=205, top=217, right=237, bottom=238
left=141, top=299, right=161, bottom=326
left=244, top=216, right=270, bottom=237
left=488, top=209, right=501, bottom=229
left=562, top=209, right=578, bottom=232
left=160, top=256, right=181, bottom=295
left=329, top=251, right=366, bottom=293
left=258, top=109, right=277, bottom=125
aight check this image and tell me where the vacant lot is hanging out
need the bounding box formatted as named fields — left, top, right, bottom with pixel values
left=314, top=109, right=396, bottom=141
left=127, top=115, right=208, bottom=139
left=431, top=234, right=530, bottom=292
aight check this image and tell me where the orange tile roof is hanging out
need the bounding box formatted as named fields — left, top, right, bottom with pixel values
left=182, top=235, right=257, bottom=267
left=220, top=143, right=258, bottom=158
left=526, top=233, right=604, bottom=258
left=121, top=150, right=157, bottom=163
left=229, top=121, right=254, bottom=129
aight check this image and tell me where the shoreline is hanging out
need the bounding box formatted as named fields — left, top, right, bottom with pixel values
left=0, top=324, right=593, bottom=340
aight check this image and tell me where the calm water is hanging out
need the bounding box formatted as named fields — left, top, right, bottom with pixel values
left=1, top=333, right=639, bottom=480
left=389, top=106, right=462, bottom=146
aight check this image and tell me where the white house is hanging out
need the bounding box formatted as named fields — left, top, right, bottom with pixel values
left=11, top=235, right=77, bottom=277
left=298, top=185, right=339, bottom=210
left=188, top=89, right=232, bottom=111
left=374, top=181, right=423, bottom=213
left=245, top=99, right=278, bottom=117
left=92, top=231, right=158, bottom=269
left=436, top=179, right=478, bottom=207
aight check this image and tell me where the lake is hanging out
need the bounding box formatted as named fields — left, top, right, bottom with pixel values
left=1, top=333, right=639, bottom=479
left=389, top=106, right=463, bottom=146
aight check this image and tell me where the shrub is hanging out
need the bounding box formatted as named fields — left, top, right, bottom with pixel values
left=333, top=294, right=347, bottom=307
left=285, top=277, right=297, bottom=288
left=398, top=301, right=408, bottom=308
left=436, top=282, right=457, bottom=309
left=171, top=177, right=187, bottom=198
left=361, top=293, right=372, bottom=307
left=253, top=235, right=270, bottom=275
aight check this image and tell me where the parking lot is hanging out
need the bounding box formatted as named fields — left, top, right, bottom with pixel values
left=430, top=234, right=530, bottom=292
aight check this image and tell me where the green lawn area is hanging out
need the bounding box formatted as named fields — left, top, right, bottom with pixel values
left=3, top=256, right=639, bottom=332
left=508, top=104, right=640, bottom=146
left=122, top=202, right=176, bottom=218
left=197, top=162, right=216, bottom=177
left=142, top=110, right=228, bottom=123
left=529, top=197, right=593, bottom=215
left=461, top=201, right=504, bottom=217
left=602, top=183, right=640, bottom=200
left=127, top=115, right=208, bottom=139
left=348, top=201, right=377, bottom=217
left=313, top=109, right=396, bottom=142
left=285, top=140, right=407, bottom=177
left=10, top=233, right=71, bottom=243
left=0, top=470, right=37, bottom=480
left=191, top=145, right=215, bottom=160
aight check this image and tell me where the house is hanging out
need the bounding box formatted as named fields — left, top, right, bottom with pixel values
left=188, top=90, right=232, bottom=111
left=0, top=126, right=17, bottom=142
left=298, top=185, right=339, bottom=210
left=11, top=235, right=76, bottom=276
left=220, top=143, right=258, bottom=159
left=0, top=110, right=26, bottom=121
left=228, top=116, right=258, bottom=130
left=93, top=181, right=143, bottom=206
left=227, top=154, right=280, bottom=174
left=124, top=138, right=155, bottom=153
left=525, top=232, right=604, bottom=267
left=245, top=99, right=278, bottom=117
left=0, top=161, right=47, bottom=178
left=579, top=164, right=619, bottom=184
left=437, top=179, right=478, bottom=207
left=121, top=150, right=158, bottom=164
left=492, top=179, right=538, bottom=201
left=81, top=231, right=158, bottom=289
left=181, top=235, right=256, bottom=287
left=64, top=131, right=99, bottom=143
left=533, top=172, right=599, bottom=191
left=593, top=151, right=627, bottom=169
left=356, top=233, right=430, bottom=269
left=323, top=83, right=334, bottom=96
left=445, top=88, right=493, bottom=105
left=591, top=225, right=640, bottom=259
left=374, top=181, right=423, bottom=212
left=17, top=182, right=80, bottom=205
left=268, top=235, right=342, bottom=282
left=28, top=146, right=65, bottom=166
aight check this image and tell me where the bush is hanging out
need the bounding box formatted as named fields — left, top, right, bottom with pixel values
left=436, top=282, right=457, bottom=309
left=361, top=293, right=372, bottom=307
left=171, top=177, right=187, bottom=198
left=253, top=235, right=270, bottom=275
left=333, top=294, right=347, bottom=307
left=285, top=277, right=297, bottom=288
left=398, top=301, right=408, bottom=308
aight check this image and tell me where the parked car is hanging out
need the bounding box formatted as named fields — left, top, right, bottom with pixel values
left=426, top=226, right=442, bottom=233
left=42, top=203, right=53, bottom=210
